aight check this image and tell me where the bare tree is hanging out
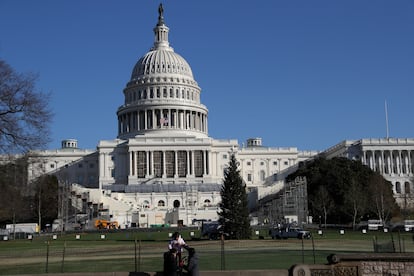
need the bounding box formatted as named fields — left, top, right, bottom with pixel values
left=368, top=173, right=398, bottom=223
left=311, top=185, right=333, bottom=228
left=344, top=178, right=367, bottom=229
left=0, top=60, right=52, bottom=154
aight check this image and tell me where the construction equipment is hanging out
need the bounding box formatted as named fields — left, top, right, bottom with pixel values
left=94, top=219, right=119, bottom=230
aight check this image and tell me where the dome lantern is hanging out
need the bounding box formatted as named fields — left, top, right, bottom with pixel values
left=152, top=3, right=170, bottom=51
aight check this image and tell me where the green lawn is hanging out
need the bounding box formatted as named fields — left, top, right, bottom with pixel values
left=0, top=228, right=412, bottom=275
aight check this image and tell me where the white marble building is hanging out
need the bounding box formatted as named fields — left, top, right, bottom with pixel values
left=27, top=7, right=316, bottom=228
left=24, top=6, right=413, bottom=228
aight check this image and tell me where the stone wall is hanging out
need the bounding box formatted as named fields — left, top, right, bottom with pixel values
left=290, top=253, right=414, bottom=276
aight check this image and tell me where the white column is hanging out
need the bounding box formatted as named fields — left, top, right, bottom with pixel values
left=180, top=110, right=184, bottom=129
left=146, top=151, right=150, bottom=177
left=377, top=152, right=382, bottom=173
left=191, top=151, right=195, bottom=176
left=251, top=158, right=255, bottom=183
left=369, top=151, right=374, bottom=170
left=99, top=152, right=106, bottom=190
left=168, top=109, right=171, bottom=129
left=174, top=109, right=177, bottom=128
left=150, top=150, right=154, bottom=176
left=174, top=150, right=178, bottom=178
left=387, top=151, right=391, bottom=174
left=162, top=151, right=166, bottom=178
left=362, top=151, right=367, bottom=165
left=267, top=158, right=271, bottom=178
left=203, top=150, right=207, bottom=176
left=205, top=115, right=208, bottom=134
left=129, top=151, right=133, bottom=177
left=134, top=151, right=138, bottom=176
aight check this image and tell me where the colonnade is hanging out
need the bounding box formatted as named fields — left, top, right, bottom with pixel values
left=129, top=149, right=210, bottom=179
left=363, top=149, right=414, bottom=175
left=118, top=108, right=208, bottom=135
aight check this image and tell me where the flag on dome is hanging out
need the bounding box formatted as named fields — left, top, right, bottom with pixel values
left=160, top=117, right=169, bottom=126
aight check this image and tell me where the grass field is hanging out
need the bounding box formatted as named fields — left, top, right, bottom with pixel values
left=0, top=228, right=413, bottom=275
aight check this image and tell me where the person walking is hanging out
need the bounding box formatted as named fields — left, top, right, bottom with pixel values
left=168, top=232, right=187, bottom=263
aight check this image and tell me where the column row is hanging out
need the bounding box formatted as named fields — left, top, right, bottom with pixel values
left=119, top=108, right=208, bottom=135
left=363, top=150, right=414, bottom=175
left=129, top=150, right=210, bottom=179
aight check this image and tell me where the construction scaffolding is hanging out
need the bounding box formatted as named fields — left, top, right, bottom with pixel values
left=259, top=176, right=308, bottom=225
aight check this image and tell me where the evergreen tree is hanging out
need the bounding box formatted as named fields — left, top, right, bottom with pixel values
left=218, top=153, right=251, bottom=239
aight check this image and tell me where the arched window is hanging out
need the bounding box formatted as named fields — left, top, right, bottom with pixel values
left=142, top=200, right=150, bottom=209
left=260, top=170, right=266, bottom=181
left=158, top=200, right=165, bottom=207
left=396, top=182, right=401, bottom=194
left=405, top=182, right=410, bottom=194
left=173, top=200, right=180, bottom=208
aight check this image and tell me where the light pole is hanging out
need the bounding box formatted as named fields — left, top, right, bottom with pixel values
left=38, top=183, right=41, bottom=233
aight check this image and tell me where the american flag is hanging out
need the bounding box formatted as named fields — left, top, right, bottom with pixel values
left=160, top=117, right=169, bottom=126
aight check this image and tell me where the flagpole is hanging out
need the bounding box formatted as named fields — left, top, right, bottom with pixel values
left=385, top=100, right=389, bottom=139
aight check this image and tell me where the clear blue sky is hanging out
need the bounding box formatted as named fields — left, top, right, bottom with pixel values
left=1, top=0, right=413, bottom=151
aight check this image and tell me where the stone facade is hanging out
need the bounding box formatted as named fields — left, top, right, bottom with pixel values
left=291, top=253, right=414, bottom=276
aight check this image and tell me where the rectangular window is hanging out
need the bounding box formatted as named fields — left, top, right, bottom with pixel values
left=247, top=174, right=252, bottom=182
left=177, top=151, right=187, bottom=177
left=194, top=150, right=203, bottom=177
left=153, top=151, right=163, bottom=177
left=137, top=151, right=147, bottom=178
left=165, top=151, right=175, bottom=178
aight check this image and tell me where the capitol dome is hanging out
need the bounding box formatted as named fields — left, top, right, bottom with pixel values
left=130, top=48, right=194, bottom=81
left=128, top=4, right=194, bottom=83
left=117, top=4, right=208, bottom=140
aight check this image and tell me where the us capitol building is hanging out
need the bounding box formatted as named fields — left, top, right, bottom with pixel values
left=26, top=6, right=414, bottom=229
